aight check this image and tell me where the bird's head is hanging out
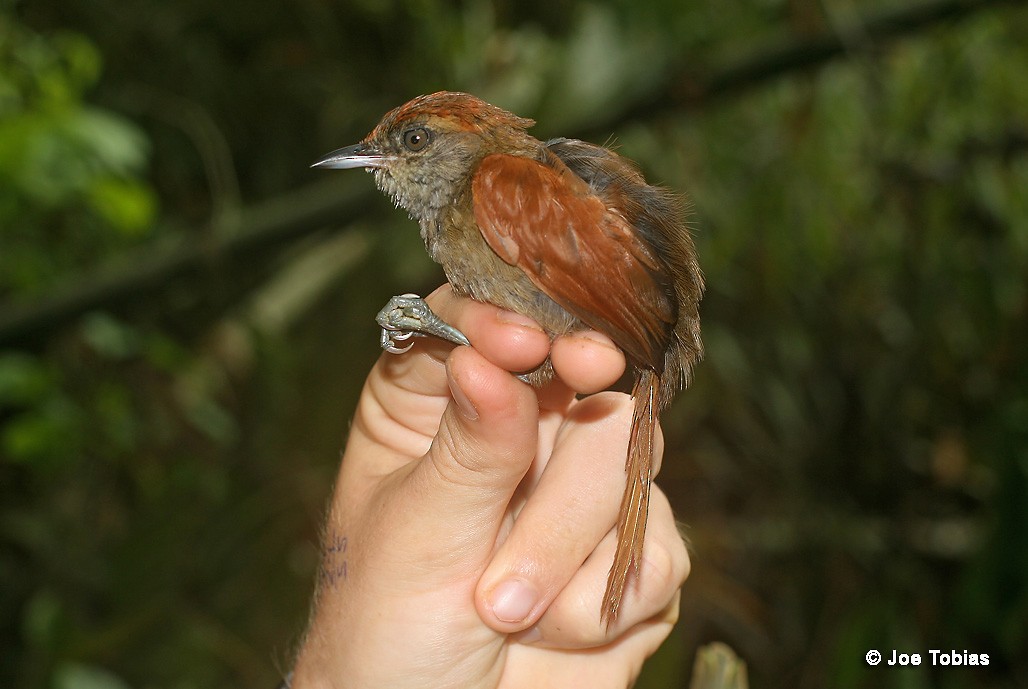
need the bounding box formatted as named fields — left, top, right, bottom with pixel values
left=313, top=91, right=536, bottom=220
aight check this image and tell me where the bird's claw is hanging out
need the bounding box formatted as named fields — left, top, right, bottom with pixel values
left=379, top=326, right=416, bottom=354
left=376, top=293, right=470, bottom=354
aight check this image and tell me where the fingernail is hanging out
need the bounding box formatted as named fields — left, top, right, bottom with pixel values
left=496, top=309, right=542, bottom=331
left=446, top=363, right=478, bottom=421
left=570, top=330, right=619, bottom=351
left=489, top=578, right=538, bottom=624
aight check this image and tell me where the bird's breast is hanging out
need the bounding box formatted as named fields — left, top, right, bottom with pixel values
left=421, top=211, right=578, bottom=337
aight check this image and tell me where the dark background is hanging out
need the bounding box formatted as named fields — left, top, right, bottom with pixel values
left=2, top=0, right=1026, bottom=687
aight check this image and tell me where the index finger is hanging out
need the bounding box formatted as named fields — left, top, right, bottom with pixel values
left=550, top=330, right=627, bottom=396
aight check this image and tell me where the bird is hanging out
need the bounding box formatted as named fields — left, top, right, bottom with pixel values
left=313, top=91, right=703, bottom=626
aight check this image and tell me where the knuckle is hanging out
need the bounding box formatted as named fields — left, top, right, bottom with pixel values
left=639, top=535, right=690, bottom=607
left=560, top=589, right=609, bottom=647
left=428, top=424, right=487, bottom=487
left=661, top=591, right=682, bottom=626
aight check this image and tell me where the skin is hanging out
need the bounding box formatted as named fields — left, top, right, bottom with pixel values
left=289, top=285, right=690, bottom=689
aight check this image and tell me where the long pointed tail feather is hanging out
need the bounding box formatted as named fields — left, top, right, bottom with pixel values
left=602, top=368, right=658, bottom=627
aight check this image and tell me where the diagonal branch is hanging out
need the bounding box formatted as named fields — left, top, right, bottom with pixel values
left=584, top=0, right=1020, bottom=139
left=0, top=177, right=369, bottom=347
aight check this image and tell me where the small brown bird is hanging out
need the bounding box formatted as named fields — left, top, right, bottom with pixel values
left=314, top=91, right=703, bottom=625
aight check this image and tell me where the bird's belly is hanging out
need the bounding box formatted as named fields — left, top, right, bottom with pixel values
left=445, top=257, right=579, bottom=338
left=431, top=225, right=578, bottom=338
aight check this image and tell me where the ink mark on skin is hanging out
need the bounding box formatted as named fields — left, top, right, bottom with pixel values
left=327, top=535, right=348, bottom=555
left=319, top=532, right=349, bottom=588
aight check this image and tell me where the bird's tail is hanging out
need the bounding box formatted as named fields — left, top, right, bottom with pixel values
left=602, top=368, right=657, bottom=627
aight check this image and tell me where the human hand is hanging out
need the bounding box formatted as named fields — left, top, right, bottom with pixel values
left=290, top=285, right=689, bottom=689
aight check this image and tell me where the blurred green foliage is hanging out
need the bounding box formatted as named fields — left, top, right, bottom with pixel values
left=0, top=18, right=156, bottom=296
left=1, top=1, right=1026, bottom=688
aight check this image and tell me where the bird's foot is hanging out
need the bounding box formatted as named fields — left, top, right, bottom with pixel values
left=376, top=293, right=470, bottom=354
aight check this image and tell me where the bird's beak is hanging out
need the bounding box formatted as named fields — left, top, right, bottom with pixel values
left=311, top=142, right=392, bottom=169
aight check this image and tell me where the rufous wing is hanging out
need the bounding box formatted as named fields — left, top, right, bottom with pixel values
left=471, top=153, right=674, bottom=369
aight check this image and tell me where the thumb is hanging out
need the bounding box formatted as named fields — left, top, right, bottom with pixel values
left=404, top=345, right=538, bottom=555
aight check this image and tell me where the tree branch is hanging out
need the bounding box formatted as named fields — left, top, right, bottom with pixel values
left=584, top=0, right=1020, bottom=139
left=0, top=177, right=368, bottom=347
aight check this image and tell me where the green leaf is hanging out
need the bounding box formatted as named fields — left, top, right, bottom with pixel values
left=53, top=663, right=132, bottom=689
left=54, top=32, right=102, bottom=93
left=87, top=177, right=156, bottom=235
left=69, top=107, right=150, bottom=175
left=0, top=352, right=53, bottom=404
left=1, top=397, right=80, bottom=467
left=80, top=312, right=141, bottom=360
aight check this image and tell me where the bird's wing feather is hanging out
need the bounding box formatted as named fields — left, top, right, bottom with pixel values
left=472, top=153, right=673, bottom=368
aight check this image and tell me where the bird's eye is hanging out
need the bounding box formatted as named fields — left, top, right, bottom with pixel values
left=403, top=127, right=431, bottom=152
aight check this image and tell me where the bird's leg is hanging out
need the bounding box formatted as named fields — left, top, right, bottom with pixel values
left=376, top=293, right=471, bottom=354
